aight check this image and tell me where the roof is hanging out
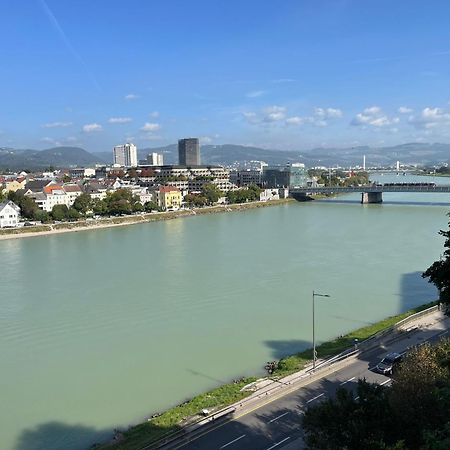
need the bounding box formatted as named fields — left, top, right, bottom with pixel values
left=0, top=201, right=20, bottom=214
left=44, top=185, right=64, bottom=194
left=159, top=186, right=180, bottom=193
left=63, top=184, right=83, bottom=193
left=25, top=179, right=52, bottom=192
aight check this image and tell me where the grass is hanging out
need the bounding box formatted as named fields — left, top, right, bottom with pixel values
left=275, top=300, right=438, bottom=376
left=97, top=377, right=257, bottom=449
left=98, top=300, right=438, bottom=449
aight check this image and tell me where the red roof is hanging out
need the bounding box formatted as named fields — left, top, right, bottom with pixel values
left=159, top=186, right=180, bottom=193
left=44, top=185, right=63, bottom=194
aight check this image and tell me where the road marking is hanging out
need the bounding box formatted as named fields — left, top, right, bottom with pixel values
left=220, top=434, right=246, bottom=448
left=269, top=411, right=290, bottom=423
left=380, top=379, right=391, bottom=386
left=266, top=436, right=291, bottom=450
left=340, top=376, right=355, bottom=386
left=306, top=393, right=324, bottom=403
left=354, top=396, right=360, bottom=401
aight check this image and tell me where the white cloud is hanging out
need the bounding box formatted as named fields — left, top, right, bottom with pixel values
left=125, top=93, right=139, bottom=101
left=242, top=111, right=259, bottom=124
left=150, top=111, right=159, bottom=118
left=65, top=136, right=77, bottom=142
left=398, top=106, right=413, bottom=114
left=351, top=106, right=399, bottom=128
left=246, top=90, right=266, bottom=98
left=263, top=105, right=286, bottom=122
left=42, top=121, right=72, bottom=128
left=408, top=107, right=450, bottom=129
left=82, top=123, right=103, bottom=133
left=140, top=122, right=161, bottom=132
left=199, top=136, right=213, bottom=144
left=108, top=117, right=132, bottom=124
left=314, top=107, right=343, bottom=119
left=286, top=116, right=305, bottom=126
left=41, top=137, right=60, bottom=145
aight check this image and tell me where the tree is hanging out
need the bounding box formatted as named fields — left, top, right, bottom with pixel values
left=302, top=380, right=395, bottom=449
left=51, top=204, right=69, bottom=221
left=144, top=201, right=159, bottom=212
left=201, top=183, right=222, bottom=205
left=184, top=194, right=208, bottom=208
left=92, top=198, right=108, bottom=215
left=423, top=216, right=450, bottom=309
left=7, top=191, right=40, bottom=219
left=67, top=207, right=80, bottom=220
left=72, top=193, right=92, bottom=214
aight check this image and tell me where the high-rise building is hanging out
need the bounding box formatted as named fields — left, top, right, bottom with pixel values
left=113, top=143, right=138, bottom=167
left=147, top=152, right=164, bottom=166
left=178, top=138, right=200, bottom=166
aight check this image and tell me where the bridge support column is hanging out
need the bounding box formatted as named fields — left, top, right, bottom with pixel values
left=361, top=192, right=383, bottom=204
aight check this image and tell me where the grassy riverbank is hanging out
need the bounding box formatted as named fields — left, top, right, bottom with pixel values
left=98, top=300, right=438, bottom=449
left=0, top=198, right=294, bottom=240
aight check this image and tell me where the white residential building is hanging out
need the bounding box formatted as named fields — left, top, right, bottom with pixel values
left=113, top=143, right=138, bottom=167
left=0, top=201, right=20, bottom=228
left=147, top=152, right=164, bottom=166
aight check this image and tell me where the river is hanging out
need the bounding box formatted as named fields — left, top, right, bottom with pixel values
left=1, top=174, right=448, bottom=449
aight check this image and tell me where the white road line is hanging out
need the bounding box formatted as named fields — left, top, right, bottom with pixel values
left=354, top=396, right=360, bottom=401
left=266, top=436, right=291, bottom=450
left=306, top=393, right=325, bottom=403
left=269, top=411, right=290, bottom=423
left=380, top=379, right=391, bottom=386
left=220, top=434, right=246, bottom=449
left=340, top=376, right=356, bottom=386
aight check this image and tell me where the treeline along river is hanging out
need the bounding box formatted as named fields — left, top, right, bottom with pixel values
left=0, top=174, right=448, bottom=449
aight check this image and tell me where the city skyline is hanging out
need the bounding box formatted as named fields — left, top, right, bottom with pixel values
left=2, top=1, right=450, bottom=152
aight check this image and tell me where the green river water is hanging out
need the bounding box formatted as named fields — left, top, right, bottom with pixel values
left=1, top=174, right=448, bottom=449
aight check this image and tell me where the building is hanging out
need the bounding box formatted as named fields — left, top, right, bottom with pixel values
left=178, top=138, right=200, bottom=166
left=69, top=168, right=96, bottom=178
left=147, top=152, right=164, bottom=166
left=154, top=186, right=183, bottom=211
left=230, top=169, right=263, bottom=187
left=113, top=143, right=138, bottom=167
left=1, top=177, right=26, bottom=193
left=263, top=163, right=308, bottom=188
left=27, top=184, right=83, bottom=212
left=0, top=201, right=20, bottom=228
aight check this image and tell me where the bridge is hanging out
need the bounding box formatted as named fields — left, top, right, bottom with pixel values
left=290, top=183, right=450, bottom=203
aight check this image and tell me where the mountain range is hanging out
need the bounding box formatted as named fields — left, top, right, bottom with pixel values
left=1, top=143, right=450, bottom=171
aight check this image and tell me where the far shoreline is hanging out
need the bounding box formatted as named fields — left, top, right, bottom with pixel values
left=0, top=198, right=295, bottom=241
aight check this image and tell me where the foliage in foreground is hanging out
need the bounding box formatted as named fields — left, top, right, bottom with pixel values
left=302, top=339, right=450, bottom=450
left=423, top=214, right=450, bottom=310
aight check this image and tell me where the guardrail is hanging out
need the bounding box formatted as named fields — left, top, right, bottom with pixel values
left=141, top=303, right=441, bottom=449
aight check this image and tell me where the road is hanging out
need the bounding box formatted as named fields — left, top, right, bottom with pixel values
left=174, top=313, right=449, bottom=450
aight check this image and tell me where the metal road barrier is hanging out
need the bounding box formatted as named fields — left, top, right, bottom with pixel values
left=143, top=303, right=441, bottom=449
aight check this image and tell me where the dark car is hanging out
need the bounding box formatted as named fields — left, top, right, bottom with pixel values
left=375, top=352, right=403, bottom=375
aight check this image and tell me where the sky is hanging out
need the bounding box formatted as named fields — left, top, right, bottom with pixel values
left=1, top=0, right=450, bottom=152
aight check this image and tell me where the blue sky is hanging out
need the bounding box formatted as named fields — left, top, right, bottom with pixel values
left=1, top=0, right=450, bottom=152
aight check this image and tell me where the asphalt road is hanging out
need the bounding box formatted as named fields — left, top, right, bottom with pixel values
left=177, top=320, right=449, bottom=450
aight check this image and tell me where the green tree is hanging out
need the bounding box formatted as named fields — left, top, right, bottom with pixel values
left=7, top=191, right=40, bottom=219
left=201, top=183, right=222, bottom=205
left=67, top=207, right=80, bottom=220
left=72, top=193, right=92, bottom=214
left=184, top=193, right=208, bottom=207
left=92, top=198, right=108, bottom=215
left=423, top=216, right=450, bottom=309
left=51, top=204, right=69, bottom=221
left=144, top=201, right=159, bottom=212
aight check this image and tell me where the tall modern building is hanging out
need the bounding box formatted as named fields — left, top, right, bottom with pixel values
left=113, top=143, right=138, bottom=167
left=147, top=152, right=164, bottom=166
left=178, top=138, right=200, bottom=166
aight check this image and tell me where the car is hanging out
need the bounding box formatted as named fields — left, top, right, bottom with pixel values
left=375, top=352, right=403, bottom=375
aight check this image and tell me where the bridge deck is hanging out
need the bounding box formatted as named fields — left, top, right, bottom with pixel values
left=291, top=185, right=450, bottom=194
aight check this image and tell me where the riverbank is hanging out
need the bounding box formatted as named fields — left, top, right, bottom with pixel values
left=0, top=198, right=294, bottom=241
left=97, top=300, right=438, bottom=449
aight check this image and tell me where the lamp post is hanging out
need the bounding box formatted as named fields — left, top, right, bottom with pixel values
left=312, top=290, right=331, bottom=370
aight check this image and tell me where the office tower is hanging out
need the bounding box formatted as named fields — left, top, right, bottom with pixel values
left=113, top=143, right=138, bottom=167
left=147, top=152, right=164, bottom=166
left=178, top=138, right=200, bottom=166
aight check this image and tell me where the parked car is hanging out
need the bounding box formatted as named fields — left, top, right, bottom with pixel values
left=375, top=352, right=403, bottom=375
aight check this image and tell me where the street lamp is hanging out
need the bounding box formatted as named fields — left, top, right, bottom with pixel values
left=312, top=290, right=331, bottom=370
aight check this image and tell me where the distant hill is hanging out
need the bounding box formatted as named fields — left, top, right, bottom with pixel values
left=0, top=146, right=106, bottom=170
left=1, top=142, right=449, bottom=171
left=142, top=142, right=450, bottom=167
